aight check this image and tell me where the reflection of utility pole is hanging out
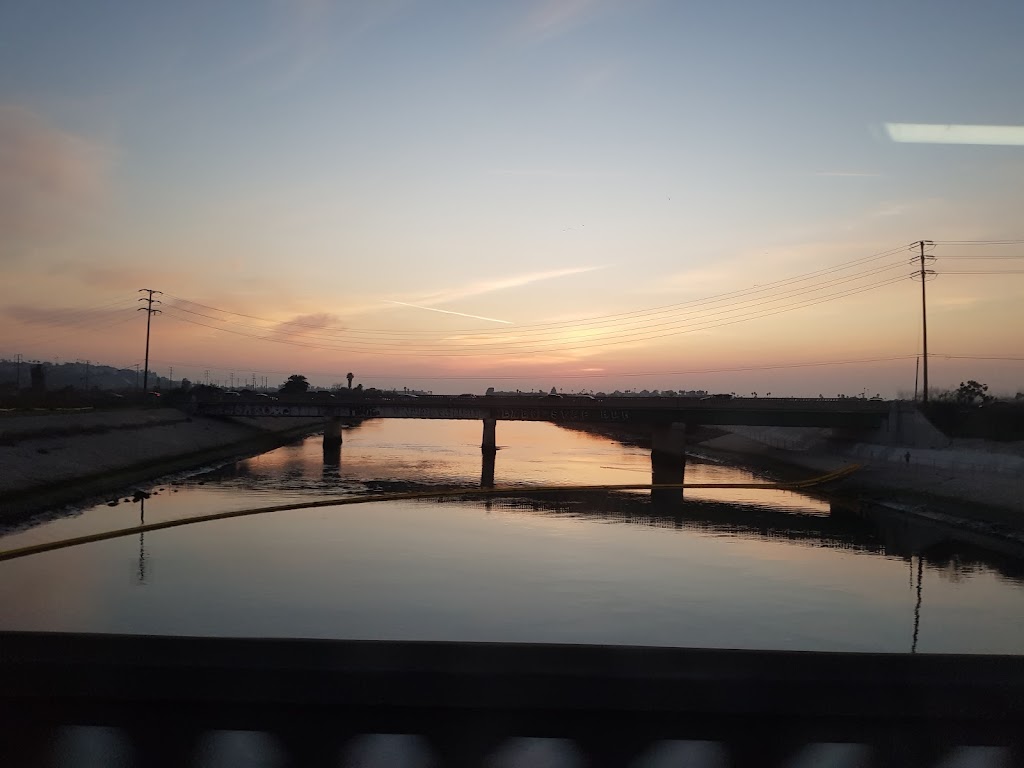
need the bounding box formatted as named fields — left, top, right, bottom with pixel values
left=137, top=289, right=162, bottom=393
left=134, top=363, right=140, bottom=391
left=912, top=241, right=934, bottom=403
left=137, top=532, right=147, bottom=584
left=137, top=497, right=147, bottom=584
left=912, top=554, right=923, bottom=653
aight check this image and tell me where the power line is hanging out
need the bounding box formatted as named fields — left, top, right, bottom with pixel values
left=933, top=239, right=1024, bottom=245
left=13, top=309, right=139, bottom=348
left=160, top=243, right=911, bottom=338
left=164, top=261, right=914, bottom=349
left=159, top=264, right=914, bottom=354
left=936, top=354, right=1024, bottom=362
left=11, top=299, right=139, bottom=344
left=161, top=274, right=910, bottom=358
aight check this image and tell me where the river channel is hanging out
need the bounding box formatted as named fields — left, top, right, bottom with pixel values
left=1, top=419, right=1022, bottom=654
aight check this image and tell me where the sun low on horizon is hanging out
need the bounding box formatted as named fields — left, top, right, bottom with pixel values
left=2, top=0, right=1022, bottom=395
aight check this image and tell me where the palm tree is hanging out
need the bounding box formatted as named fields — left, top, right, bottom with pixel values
left=346, top=372, right=354, bottom=389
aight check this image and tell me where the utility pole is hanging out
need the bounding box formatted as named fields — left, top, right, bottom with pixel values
left=913, top=242, right=934, bottom=403
left=169, top=366, right=173, bottom=389
left=913, top=356, right=920, bottom=402
left=137, top=289, right=162, bottom=393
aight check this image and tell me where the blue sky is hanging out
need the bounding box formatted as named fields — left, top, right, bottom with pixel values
left=1, top=0, right=1022, bottom=393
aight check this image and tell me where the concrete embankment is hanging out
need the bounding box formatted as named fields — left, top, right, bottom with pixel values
left=693, top=426, right=1024, bottom=535
left=0, top=408, right=325, bottom=518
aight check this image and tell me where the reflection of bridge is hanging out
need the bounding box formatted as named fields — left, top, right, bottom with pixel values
left=197, top=395, right=895, bottom=465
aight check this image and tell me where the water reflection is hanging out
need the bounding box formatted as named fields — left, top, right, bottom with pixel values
left=1, top=419, right=1022, bottom=654
left=481, top=449, right=496, bottom=488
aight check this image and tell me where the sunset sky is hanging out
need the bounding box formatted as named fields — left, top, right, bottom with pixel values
left=2, top=0, right=1022, bottom=395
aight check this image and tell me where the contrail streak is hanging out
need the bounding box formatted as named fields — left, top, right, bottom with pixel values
left=385, top=301, right=513, bottom=324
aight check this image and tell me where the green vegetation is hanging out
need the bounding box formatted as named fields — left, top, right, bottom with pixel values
left=279, top=375, right=310, bottom=394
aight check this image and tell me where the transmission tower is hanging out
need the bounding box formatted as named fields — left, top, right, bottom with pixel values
left=910, top=242, right=935, bottom=403
left=138, top=289, right=162, bottom=393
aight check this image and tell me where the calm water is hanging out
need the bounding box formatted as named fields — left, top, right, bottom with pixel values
left=2, top=419, right=1023, bottom=654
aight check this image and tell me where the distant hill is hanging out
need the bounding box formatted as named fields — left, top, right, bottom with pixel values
left=0, top=359, right=171, bottom=392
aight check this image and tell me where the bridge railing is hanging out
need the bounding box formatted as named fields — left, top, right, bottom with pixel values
left=3, top=632, right=1022, bottom=767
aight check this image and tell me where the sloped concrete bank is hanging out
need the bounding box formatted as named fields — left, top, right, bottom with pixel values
left=0, top=408, right=325, bottom=518
left=691, top=427, right=1024, bottom=540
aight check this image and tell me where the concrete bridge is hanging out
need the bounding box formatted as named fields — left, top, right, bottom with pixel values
left=196, top=394, right=896, bottom=491
left=199, top=394, right=891, bottom=444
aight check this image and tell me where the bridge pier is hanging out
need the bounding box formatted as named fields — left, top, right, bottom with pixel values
left=651, top=453, right=686, bottom=512
left=323, top=441, right=341, bottom=468
left=651, top=422, right=686, bottom=461
left=481, top=418, right=497, bottom=452
left=481, top=450, right=496, bottom=488
left=323, top=417, right=343, bottom=451
left=651, top=422, right=686, bottom=510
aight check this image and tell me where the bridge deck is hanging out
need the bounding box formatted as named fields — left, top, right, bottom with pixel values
left=197, top=395, right=892, bottom=428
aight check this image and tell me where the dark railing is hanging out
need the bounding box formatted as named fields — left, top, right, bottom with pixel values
left=2, top=632, right=1023, bottom=767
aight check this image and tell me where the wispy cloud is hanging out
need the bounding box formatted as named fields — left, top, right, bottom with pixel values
left=645, top=265, right=738, bottom=296
left=273, top=312, right=346, bottom=334
left=385, top=301, right=512, bottom=324
left=0, top=104, right=109, bottom=255
left=813, top=171, right=881, bottom=178
left=515, top=0, right=633, bottom=43
left=885, top=122, right=1024, bottom=146
left=490, top=167, right=615, bottom=179
left=409, top=265, right=606, bottom=306
left=235, top=0, right=412, bottom=89
left=526, top=0, right=603, bottom=37
left=530, top=0, right=595, bottom=31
